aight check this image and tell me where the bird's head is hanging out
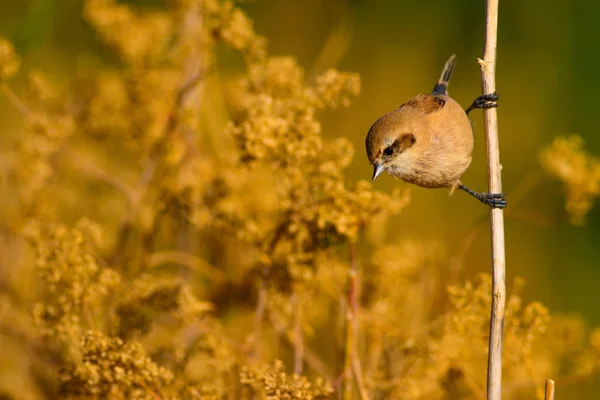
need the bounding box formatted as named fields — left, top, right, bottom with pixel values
left=365, top=109, right=418, bottom=181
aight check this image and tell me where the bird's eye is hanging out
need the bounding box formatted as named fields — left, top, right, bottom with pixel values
left=383, top=146, right=394, bottom=156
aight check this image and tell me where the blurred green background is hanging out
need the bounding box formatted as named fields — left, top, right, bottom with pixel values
left=1, top=0, right=599, bottom=393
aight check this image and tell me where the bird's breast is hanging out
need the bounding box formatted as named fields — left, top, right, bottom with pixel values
left=388, top=149, right=472, bottom=189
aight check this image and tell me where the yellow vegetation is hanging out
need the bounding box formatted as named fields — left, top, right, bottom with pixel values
left=0, top=0, right=599, bottom=399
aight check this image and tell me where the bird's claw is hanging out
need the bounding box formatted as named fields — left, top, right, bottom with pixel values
left=478, top=192, right=507, bottom=209
left=474, top=92, right=499, bottom=109
left=465, top=92, right=500, bottom=115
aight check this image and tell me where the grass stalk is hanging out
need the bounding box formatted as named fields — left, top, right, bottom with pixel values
left=478, top=0, right=507, bottom=399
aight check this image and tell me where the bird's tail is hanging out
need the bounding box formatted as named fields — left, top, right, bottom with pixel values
left=431, top=54, right=457, bottom=95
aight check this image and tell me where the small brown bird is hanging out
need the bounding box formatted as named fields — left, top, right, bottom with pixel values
left=365, top=55, right=506, bottom=208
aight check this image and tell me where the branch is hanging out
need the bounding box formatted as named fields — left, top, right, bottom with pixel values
left=479, top=1, right=506, bottom=399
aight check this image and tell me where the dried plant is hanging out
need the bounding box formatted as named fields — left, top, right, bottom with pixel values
left=540, top=135, right=600, bottom=224
left=0, top=1, right=599, bottom=399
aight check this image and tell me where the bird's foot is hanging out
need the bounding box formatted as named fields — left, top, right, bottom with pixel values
left=475, top=192, right=507, bottom=209
left=458, top=184, right=507, bottom=209
left=466, top=92, right=499, bottom=114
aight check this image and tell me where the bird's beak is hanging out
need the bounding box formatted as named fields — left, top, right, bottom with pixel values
left=372, top=164, right=386, bottom=182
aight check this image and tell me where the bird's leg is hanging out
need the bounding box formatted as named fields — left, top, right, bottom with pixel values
left=458, top=183, right=506, bottom=208
left=465, top=92, right=499, bottom=115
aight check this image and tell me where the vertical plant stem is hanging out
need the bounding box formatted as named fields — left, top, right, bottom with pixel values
left=352, top=355, right=370, bottom=400
left=478, top=0, right=506, bottom=399
left=544, top=379, right=555, bottom=400
left=343, top=289, right=354, bottom=398
left=292, top=291, right=304, bottom=375
left=344, top=242, right=363, bottom=400
left=252, top=277, right=267, bottom=360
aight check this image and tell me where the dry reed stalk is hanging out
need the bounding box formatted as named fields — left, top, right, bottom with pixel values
left=545, top=379, right=555, bottom=400
left=478, top=0, right=507, bottom=399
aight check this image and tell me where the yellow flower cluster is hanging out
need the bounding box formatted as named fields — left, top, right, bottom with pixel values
left=218, top=54, right=408, bottom=288
left=230, top=57, right=359, bottom=167
left=0, top=37, right=20, bottom=80
left=25, top=70, right=58, bottom=103
left=201, top=0, right=267, bottom=61
left=540, top=135, right=600, bottom=224
left=179, top=320, right=238, bottom=399
left=240, top=360, right=333, bottom=400
left=18, top=114, right=75, bottom=209
left=363, top=274, right=567, bottom=399
left=83, top=68, right=181, bottom=157
left=25, top=223, right=121, bottom=344
left=59, top=330, right=173, bottom=399
left=574, top=327, right=600, bottom=378
left=84, top=0, right=173, bottom=65
left=21, top=217, right=231, bottom=398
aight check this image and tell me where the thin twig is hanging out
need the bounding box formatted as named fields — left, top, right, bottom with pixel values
left=478, top=1, right=506, bottom=399
left=138, top=380, right=163, bottom=400
left=148, top=250, right=227, bottom=283
left=342, top=262, right=356, bottom=400
left=544, top=379, right=555, bottom=400
left=249, top=220, right=290, bottom=360
left=251, top=277, right=267, bottom=360
left=352, top=355, right=370, bottom=400
left=67, top=149, right=137, bottom=207
left=292, top=291, right=304, bottom=375
left=266, top=311, right=336, bottom=384
left=1, top=83, right=30, bottom=116
left=350, top=255, right=370, bottom=400
left=344, top=242, right=366, bottom=400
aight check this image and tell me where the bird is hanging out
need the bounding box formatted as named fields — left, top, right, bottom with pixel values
left=365, top=55, right=506, bottom=208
